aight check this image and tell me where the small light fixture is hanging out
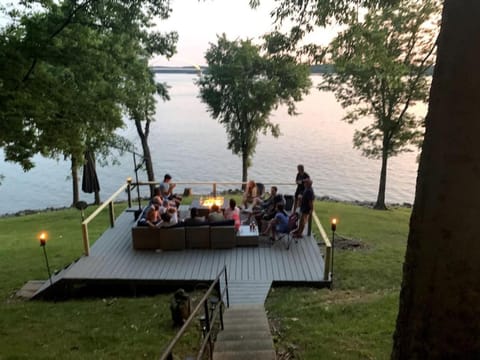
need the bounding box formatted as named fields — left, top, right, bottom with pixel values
left=331, top=218, right=337, bottom=232
left=38, top=232, right=53, bottom=287
left=39, top=232, right=47, bottom=246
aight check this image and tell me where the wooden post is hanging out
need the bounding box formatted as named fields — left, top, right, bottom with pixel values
left=109, top=202, right=115, bottom=227
left=324, top=245, right=332, bottom=281
left=307, top=212, right=313, bottom=236
left=82, top=223, right=90, bottom=256
left=213, top=183, right=217, bottom=197
left=127, top=179, right=132, bottom=208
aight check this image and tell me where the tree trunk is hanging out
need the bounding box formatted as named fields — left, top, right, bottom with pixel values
left=71, top=155, right=79, bottom=207
left=392, top=1, right=480, bottom=358
left=241, top=151, right=248, bottom=190
left=94, top=190, right=100, bottom=205
left=135, top=119, right=155, bottom=197
left=374, top=143, right=388, bottom=210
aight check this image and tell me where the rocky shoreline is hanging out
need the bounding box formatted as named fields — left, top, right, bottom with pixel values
left=0, top=194, right=413, bottom=219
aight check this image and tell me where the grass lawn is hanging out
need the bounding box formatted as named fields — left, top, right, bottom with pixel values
left=266, top=201, right=411, bottom=359
left=0, top=199, right=411, bottom=359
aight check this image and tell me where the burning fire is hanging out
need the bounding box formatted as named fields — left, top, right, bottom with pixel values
left=201, top=197, right=224, bottom=208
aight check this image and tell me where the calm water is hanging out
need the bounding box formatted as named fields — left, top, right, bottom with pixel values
left=0, top=74, right=426, bottom=215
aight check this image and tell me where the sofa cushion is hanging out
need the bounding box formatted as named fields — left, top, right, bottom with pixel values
left=209, top=219, right=235, bottom=227
left=186, top=226, right=210, bottom=249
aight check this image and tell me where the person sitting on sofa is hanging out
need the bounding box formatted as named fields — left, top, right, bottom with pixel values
left=156, top=207, right=178, bottom=228
left=208, top=204, right=224, bottom=223
left=145, top=196, right=162, bottom=228
left=223, top=198, right=241, bottom=231
left=158, top=174, right=182, bottom=206
left=242, top=180, right=258, bottom=210
left=261, top=203, right=289, bottom=241
left=184, top=207, right=206, bottom=226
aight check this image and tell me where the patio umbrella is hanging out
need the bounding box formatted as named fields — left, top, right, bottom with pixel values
left=82, top=151, right=100, bottom=194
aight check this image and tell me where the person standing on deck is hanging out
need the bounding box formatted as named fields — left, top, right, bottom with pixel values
left=294, top=164, right=310, bottom=211
left=292, top=178, right=314, bottom=238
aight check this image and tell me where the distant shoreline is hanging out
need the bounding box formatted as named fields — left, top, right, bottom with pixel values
left=150, top=64, right=335, bottom=74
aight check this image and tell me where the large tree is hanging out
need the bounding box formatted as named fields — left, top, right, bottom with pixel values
left=393, top=1, right=480, bottom=357
left=197, top=34, right=311, bottom=183
left=124, top=62, right=174, bottom=197
left=0, top=0, right=177, bottom=203
left=260, top=0, right=480, bottom=355
left=320, top=0, right=438, bottom=209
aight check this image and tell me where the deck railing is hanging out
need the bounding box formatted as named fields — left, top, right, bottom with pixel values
left=159, top=265, right=229, bottom=360
left=81, top=180, right=332, bottom=282
left=80, top=181, right=132, bottom=256
left=312, top=212, right=333, bottom=281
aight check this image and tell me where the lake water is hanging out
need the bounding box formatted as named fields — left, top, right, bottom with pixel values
left=0, top=74, right=425, bottom=215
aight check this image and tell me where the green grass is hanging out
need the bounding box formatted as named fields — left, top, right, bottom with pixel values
left=0, top=200, right=411, bottom=359
left=266, top=202, right=411, bottom=359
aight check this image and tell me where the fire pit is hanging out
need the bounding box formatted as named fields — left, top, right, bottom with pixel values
left=200, top=196, right=225, bottom=208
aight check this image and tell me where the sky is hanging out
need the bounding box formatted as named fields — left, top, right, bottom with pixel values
left=151, top=0, right=339, bottom=67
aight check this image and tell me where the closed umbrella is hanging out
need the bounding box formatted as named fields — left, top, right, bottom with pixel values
left=82, top=151, right=100, bottom=194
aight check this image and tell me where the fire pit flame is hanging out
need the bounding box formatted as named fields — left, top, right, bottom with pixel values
left=201, top=197, right=224, bottom=208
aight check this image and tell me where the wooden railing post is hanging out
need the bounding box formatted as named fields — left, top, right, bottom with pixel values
left=324, top=245, right=332, bottom=281
left=82, top=223, right=90, bottom=256
left=307, top=212, right=313, bottom=236
left=312, top=212, right=332, bottom=282
left=127, top=178, right=132, bottom=208
left=109, top=202, right=115, bottom=227
left=213, top=183, right=217, bottom=197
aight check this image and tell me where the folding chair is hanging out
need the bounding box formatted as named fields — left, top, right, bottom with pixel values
left=276, top=212, right=299, bottom=250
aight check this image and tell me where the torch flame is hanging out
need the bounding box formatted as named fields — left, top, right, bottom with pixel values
left=331, top=218, right=337, bottom=225
left=39, top=232, right=48, bottom=246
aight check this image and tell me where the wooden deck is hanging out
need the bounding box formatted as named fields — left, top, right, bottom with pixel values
left=34, top=210, right=329, bottom=302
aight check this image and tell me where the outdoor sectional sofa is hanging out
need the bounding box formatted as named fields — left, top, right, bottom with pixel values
left=131, top=208, right=240, bottom=250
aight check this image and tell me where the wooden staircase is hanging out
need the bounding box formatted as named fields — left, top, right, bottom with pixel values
left=213, top=304, right=276, bottom=360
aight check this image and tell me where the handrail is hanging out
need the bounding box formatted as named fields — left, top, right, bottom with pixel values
left=159, top=266, right=229, bottom=360
left=137, top=180, right=296, bottom=198
left=312, top=212, right=332, bottom=281
left=80, top=182, right=129, bottom=256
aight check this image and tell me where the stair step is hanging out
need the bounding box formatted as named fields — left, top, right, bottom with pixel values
left=213, top=350, right=276, bottom=360
left=217, top=330, right=272, bottom=341
left=219, top=323, right=270, bottom=332
left=214, top=339, right=274, bottom=352
left=222, top=316, right=269, bottom=325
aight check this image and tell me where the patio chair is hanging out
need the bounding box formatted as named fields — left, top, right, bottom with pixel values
left=275, top=212, right=299, bottom=250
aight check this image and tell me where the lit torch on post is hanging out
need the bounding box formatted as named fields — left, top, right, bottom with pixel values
left=330, top=218, right=337, bottom=286
left=39, top=232, right=53, bottom=288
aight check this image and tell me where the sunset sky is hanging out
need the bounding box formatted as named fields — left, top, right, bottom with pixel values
left=152, top=0, right=339, bottom=67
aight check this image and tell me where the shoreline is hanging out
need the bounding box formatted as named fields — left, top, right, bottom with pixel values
left=0, top=195, right=413, bottom=219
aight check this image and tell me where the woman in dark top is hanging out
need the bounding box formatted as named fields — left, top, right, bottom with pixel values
left=294, top=164, right=310, bottom=210
left=292, top=178, right=314, bottom=238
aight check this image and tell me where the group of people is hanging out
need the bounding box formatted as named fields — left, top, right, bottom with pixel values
left=144, top=166, right=315, bottom=240
left=184, top=199, right=242, bottom=230
left=243, top=164, right=314, bottom=241
left=145, top=174, right=183, bottom=228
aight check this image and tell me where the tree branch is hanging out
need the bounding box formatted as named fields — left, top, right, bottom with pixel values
left=22, top=0, right=96, bottom=83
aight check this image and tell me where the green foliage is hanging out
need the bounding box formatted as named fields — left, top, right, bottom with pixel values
left=318, top=0, right=439, bottom=208
left=197, top=34, right=311, bottom=180
left=0, top=0, right=177, bottom=171
left=321, top=0, right=438, bottom=160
